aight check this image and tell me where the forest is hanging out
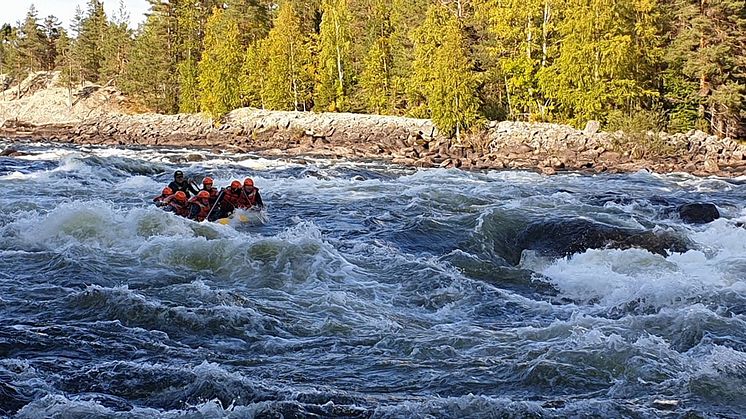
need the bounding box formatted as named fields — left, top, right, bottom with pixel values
left=0, top=0, right=744, bottom=139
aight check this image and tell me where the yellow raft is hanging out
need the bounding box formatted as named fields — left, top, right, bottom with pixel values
left=215, top=210, right=267, bottom=226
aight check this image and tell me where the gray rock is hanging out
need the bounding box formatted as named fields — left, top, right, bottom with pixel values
left=583, top=120, right=600, bottom=135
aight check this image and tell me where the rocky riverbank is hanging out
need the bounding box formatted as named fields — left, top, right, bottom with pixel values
left=1, top=72, right=745, bottom=177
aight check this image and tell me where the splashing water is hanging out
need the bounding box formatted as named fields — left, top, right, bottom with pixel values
left=1, top=140, right=745, bottom=417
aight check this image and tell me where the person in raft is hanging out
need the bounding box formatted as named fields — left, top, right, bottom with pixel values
left=216, top=178, right=263, bottom=218
left=168, top=170, right=199, bottom=198
left=161, top=191, right=190, bottom=217
left=237, top=178, right=264, bottom=210
left=153, top=187, right=173, bottom=206
left=200, top=177, right=220, bottom=205
left=187, top=191, right=212, bottom=222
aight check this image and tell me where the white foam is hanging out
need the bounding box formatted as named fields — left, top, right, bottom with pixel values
left=539, top=219, right=746, bottom=309
left=0, top=171, right=36, bottom=180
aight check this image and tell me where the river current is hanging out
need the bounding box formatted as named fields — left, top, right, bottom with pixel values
left=0, top=141, right=745, bottom=418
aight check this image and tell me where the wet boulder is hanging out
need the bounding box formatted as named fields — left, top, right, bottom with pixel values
left=0, top=147, right=28, bottom=157
left=514, top=218, right=690, bottom=261
left=678, top=203, right=719, bottom=224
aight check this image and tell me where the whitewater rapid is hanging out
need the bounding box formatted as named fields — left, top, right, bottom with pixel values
left=0, top=141, right=745, bottom=418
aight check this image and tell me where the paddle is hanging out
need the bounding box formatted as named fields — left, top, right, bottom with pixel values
left=189, top=179, right=200, bottom=193
left=205, top=189, right=225, bottom=222
left=240, top=187, right=262, bottom=211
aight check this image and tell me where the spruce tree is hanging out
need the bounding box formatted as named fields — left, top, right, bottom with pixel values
left=349, top=0, right=393, bottom=113
left=475, top=0, right=563, bottom=121
left=389, top=0, right=431, bottom=114
left=359, top=38, right=391, bottom=113
left=224, top=0, right=271, bottom=46
left=175, top=1, right=202, bottom=113
left=198, top=7, right=244, bottom=120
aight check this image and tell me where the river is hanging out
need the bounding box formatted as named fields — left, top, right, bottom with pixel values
left=1, top=141, right=745, bottom=418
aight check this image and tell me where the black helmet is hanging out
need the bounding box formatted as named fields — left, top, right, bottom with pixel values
left=174, top=170, right=184, bottom=179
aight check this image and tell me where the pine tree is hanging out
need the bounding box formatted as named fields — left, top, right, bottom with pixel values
left=76, top=0, right=108, bottom=83
left=668, top=0, right=746, bottom=137
left=262, top=2, right=314, bottom=111
left=121, top=12, right=177, bottom=112
left=55, top=30, right=76, bottom=105
left=0, top=24, right=17, bottom=80
left=100, top=1, right=133, bottom=86
left=198, top=7, right=244, bottom=120
left=17, top=5, right=47, bottom=72
left=316, top=0, right=352, bottom=111
left=41, top=16, right=63, bottom=71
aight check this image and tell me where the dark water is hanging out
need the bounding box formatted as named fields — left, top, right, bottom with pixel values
left=1, top=141, right=746, bottom=418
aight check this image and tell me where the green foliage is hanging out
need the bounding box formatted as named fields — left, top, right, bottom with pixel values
left=389, top=0, right=431, bottom=113
left=359, top=38, right=391, bottom=113
left=316, top=0, right=352, bottom=111
left=55, top=30, right=78, bottom=90
left=240, top=40, right=268, bottom=108
left=667, top=0, right=746, bottom=137
left=75, top=0, right=108, bottom=82
left=41, top=16, right=64, bottom=71
left=198, top=8, right=244, bottom=120
left=475, top=0, right=563, bottom=121
left=120, top=12, right=177, bottom=113
left=1, top=0, right=745, bottom=140
left=224, top=0, right=271, bottom=46
left=539, top=0, right=662, bottom=126
left=412, top=5, right=480, bottom=139
left=17, top=5, right=47, bottom=72
left=99, top=8, right=133, bottom=86
left=606, top=108, right=675, bottom=158
left=178, top=56, right=200, bottom=113
left=262, top=2, right=314, bottom=111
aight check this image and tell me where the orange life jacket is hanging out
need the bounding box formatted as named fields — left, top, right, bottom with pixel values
left=187, top=197, right=211, bottom=221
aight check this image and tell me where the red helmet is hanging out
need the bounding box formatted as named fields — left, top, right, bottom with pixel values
left=174, top=191, right=187, bottom=202
left=197, top=190, right=210, bottom=199
left=230, top=180, right=241, bottom=189
left=162, top=187, right=173, bottom=195
left=243, top=178, right=254, bottom=187
left=202, top=177, right=213, bottom=185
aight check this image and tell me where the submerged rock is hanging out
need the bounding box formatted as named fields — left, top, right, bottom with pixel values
left=678, top=203, right=720, bottom=224
left=0, top=147, right=28, bottom=157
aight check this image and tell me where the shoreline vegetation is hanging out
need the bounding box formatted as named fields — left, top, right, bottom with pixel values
left=0, top=0, right=744, bottom=177
left=1, top=71, right=745, bottom=178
